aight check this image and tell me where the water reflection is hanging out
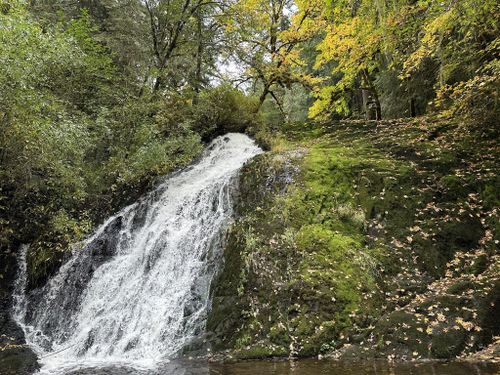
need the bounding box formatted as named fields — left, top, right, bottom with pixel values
left=63, top=359, right=500, bottom=375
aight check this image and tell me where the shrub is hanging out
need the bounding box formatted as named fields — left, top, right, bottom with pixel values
left=189, top=85, right=263, bottom=141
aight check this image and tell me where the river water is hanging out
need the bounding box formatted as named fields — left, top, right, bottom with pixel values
left=45, top=359, right=500, bottom=375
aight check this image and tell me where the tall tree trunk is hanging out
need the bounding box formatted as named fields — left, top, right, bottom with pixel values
left=361, top=69, right=382, bottom=120
left=410, top=97, right=416, bottom=117
left=154, top=76, right=162, bottom=92
left=373, top=90, right=382, bottom=121
left=362, top=89, right=371, bottom=120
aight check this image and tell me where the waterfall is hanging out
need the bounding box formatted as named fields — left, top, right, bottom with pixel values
left=13, top=133, right=262, bottom=374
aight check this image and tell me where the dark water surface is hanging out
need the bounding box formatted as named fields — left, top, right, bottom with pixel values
left=63, top=359, right=500, bottom=375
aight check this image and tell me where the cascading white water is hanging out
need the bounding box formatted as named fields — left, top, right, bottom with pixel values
left=13, top=133, right=262, bottom=374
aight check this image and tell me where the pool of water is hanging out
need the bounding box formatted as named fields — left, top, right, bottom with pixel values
left=60, top=359, right=500, bottom=375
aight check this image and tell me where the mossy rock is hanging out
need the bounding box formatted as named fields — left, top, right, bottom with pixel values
left=235, top=344, right=288, bottom=359
left=447, top=280, right=476, bottom=295
left=438, top=216, right=483, bottom=249
left=0, top=347, right=39, bottom=375
left=207, top=118, right=499, bottom=361
left=376, top=311, right=418, bottom=333
left=372, top=311, right=429, bottom=355
left=470, top=254, right=490, bottom=275
left=434, top=295, right=470, bottom=312
left=431, top=329, right=467, bottom=358
left=439, top=175, right=471, bottom=201
left=481, top=179, right=500, bottom=209
left=477, top=280, right=500, bottom=342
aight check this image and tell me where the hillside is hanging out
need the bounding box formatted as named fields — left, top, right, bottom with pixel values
left=208, top=116, right=499, bottom=361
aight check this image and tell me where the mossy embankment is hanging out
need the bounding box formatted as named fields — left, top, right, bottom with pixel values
left=207, top=116, right=499, bottom=361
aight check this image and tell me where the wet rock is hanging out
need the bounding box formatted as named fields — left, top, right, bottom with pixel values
left=0, top=249, right=39, bottom=373
left=24, top=214, right=125, bottom=340
left=0, top=346, right=39, bottom=375
left=431, top=328, right=467, bottom=358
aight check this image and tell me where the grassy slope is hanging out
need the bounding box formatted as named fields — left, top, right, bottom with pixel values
left=207, top=116, right=499, bottom=361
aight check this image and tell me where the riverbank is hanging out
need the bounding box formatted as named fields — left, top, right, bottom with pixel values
left=208, top=116, right=499, bottom=361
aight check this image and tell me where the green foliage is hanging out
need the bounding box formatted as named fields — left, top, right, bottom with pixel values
left=0, top=0, right=91, bottom=222
left=296, top=0, right=499, bottom=122
left=189, top=85, right=262, bottom=140
left=62, top=9, right=118, bottom=111
left=0, top=3, right=204, bottom=285
left=435, top=38, right=500, bottom=126
left=27, top=209, right=92, bottom=288
left=1, top=0, right=275, bottom=289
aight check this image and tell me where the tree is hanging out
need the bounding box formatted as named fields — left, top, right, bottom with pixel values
left=301, top=0, right=499, bottom=121
left=144, top=0, right=219, bottom=92
left=29, top=0, right=151, bottom=87
left=0, top=1, right=95, bottom=246
left=225, top=0, right=320, bottom=113
left=302, top=0, right=384, bottom=120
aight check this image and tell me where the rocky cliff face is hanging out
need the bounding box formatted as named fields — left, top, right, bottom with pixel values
left=207, top=118, right=499, bottom=361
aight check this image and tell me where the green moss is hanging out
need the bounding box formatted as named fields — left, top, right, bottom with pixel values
left=235, top=345, right=288, bottom=360
left=0, top=346, right=39, bottom=375
left=372, top=311, right=429, bottom=356
left=208, top=133, right=384, bottom=357
left=207, top=117, right=498, bottom=360
left=447, top=280, right=476, bottom=295
left=481, top=180, right=500, bottom=209
left=431, top=329, right=467, bottom=358
left=439, top=175, right=471, bottom=201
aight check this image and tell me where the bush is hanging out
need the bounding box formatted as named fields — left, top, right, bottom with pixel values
left=189, top=85, right=263, bottom=141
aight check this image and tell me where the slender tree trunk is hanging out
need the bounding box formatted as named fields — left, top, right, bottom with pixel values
left=373, top=90, right=382, bottom=121
left=269, top=90, right=286, bottom=118
left=362, top=89, right=371, bottom=120
left=410, top=97, right=416, bottom=117
left=0, top=112, right=8, bottom=166
left=361, top=69, right=382, bottom=120
left=193, top=10, right=203, bottom=104
left=257, top=84, right=271, bottom=112
left=154, top=76, right=162, bottom=92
